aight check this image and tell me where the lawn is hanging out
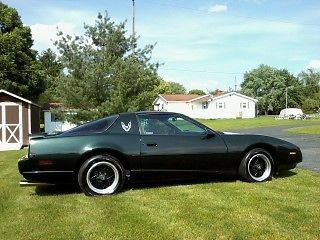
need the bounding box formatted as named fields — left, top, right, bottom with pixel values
left=285, top=125, right=320, bottom=135
left=198, top=115, right=320, bottom=131
left=1, top=150, right=320, bottom=240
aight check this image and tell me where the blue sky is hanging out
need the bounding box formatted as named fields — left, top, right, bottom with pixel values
left=4, top=0, right=320, bottom=92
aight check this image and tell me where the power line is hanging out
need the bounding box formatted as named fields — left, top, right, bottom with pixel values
left=159, top=67, right=244, bottom=75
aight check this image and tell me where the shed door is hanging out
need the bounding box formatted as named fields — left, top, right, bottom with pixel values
left=0, top=102, right=22, bottom=151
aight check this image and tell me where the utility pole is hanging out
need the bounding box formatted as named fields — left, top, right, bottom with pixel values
left=285, top=87, right=288, bottom=109
left=234, top=76, right=237, bottom=92
left=132, top=0, right=135, bottom=56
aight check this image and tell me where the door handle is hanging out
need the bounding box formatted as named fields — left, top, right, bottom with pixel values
left=146, top=143, right=157, bottom=147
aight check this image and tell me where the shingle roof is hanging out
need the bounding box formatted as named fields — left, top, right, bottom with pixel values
left=160, top=94, right=201, bottom=101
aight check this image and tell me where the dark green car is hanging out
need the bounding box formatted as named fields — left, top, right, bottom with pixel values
left=18, top=111, right=302, bottom=196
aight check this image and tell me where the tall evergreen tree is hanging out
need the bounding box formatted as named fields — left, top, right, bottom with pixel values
left=54, top=12, right=161, bottom=122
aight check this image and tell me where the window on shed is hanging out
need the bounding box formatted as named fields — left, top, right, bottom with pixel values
left=242, top=102, right=247, bottom=108
left=218, top=102, right=223, bottom=108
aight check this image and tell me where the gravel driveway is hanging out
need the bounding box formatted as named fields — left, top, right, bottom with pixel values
left=232, top=123, right=320, bottom=172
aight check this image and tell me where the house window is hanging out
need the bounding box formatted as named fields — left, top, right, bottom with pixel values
left=51, top=113, right=61, bottom=122
left=242, top=103, right=247, bottom=108
left=202, top=102, right=208, bottom=109
left=218, top=102, right=223, bottom=109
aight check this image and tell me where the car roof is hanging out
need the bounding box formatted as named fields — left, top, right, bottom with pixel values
left=119, top=111, right=178, bottom=116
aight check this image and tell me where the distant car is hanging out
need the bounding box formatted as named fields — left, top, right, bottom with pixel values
left=18, top=112, right=302, bottom=196
left=278, top=108, right=306, bottom=119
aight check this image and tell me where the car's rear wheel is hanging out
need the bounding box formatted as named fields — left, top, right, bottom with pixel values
left=239, top=148, right=274, bottom=182
left=78, top=155, right=125, bottom=196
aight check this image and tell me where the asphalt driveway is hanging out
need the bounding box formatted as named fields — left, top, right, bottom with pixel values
left=232, top=123, right=320, bottom=172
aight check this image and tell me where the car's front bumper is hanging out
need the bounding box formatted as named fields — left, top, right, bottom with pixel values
left=277, top=146, right=303, bottom=171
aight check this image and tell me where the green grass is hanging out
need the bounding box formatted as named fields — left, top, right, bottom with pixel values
left=198, top=116, right=320, bottom=131
left=285, top=125, right=320, bottom=135
left=1, top=150, right=320, bottom=239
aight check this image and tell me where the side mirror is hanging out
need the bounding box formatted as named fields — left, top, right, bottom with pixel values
left=201, top=129, right=215, bottom=139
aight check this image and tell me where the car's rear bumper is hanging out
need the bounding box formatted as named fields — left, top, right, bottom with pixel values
left=18, top=155, right=75, bottom=186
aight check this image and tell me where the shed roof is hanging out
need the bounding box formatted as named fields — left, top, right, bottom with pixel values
left=0, top=89, right=40, bottom=107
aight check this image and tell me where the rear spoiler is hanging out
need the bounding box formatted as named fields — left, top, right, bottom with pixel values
left=29, top=131, right=63, bottom=140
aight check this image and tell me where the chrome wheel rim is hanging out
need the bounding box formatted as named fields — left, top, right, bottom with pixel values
left=247, top=153, right=271, bottom=181
left=86, top=162, right=119, bottom=194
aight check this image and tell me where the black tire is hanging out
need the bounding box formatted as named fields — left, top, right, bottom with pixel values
left=78, top=155, right=125, bottom=196
left=238, top=148, right=274, bottom=182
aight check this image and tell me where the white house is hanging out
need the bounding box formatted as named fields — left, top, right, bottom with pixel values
left=43, top=103, right=76, bottom=133
left=153, top=92, right=258, bottom=119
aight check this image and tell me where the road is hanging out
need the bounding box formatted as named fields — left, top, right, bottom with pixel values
left=232, top=123, right=320, bottom=172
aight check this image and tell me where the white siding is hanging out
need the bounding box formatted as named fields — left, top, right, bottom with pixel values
left=208, top=94, right=256, bottom=119
left=153, top=93, right=257, bottom=119
left=44, top=111, right=76, bottom=133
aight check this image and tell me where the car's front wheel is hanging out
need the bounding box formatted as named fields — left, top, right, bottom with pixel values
left=78, top=155, right=125, bottom=196
left=239, top=148, right=274, bottom=182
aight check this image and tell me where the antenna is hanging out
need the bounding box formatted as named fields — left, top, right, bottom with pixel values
left=132, top=0, right=136, bottom=56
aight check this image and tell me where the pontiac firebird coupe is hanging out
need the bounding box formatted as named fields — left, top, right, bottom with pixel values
left=18, top=111, right=302, bottom=196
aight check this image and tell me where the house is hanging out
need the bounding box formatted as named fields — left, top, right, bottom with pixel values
left=43, top=103, right=76, bottom=133
left=153, top=92, right=257, bottom=119
left=0, top=89, right=40, bottom=151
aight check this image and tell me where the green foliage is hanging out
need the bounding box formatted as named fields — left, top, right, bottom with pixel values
left=298, top=69, right=320, bottom=113
left=165, top=81, right=187, bottom=94
left=241, top=64, right=303, bottom=114
left=37, top=48, right=62, bottom=105
left=0, top=2, right=45, bottom=101
left=188, top=89, right=205, bottom=95
left=54, top=12, right=161, bottom=123
left=302, top=93, right=320, bottom=113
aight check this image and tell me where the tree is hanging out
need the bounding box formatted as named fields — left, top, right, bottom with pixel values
left=298, top=69, right=320, bottom=96
left=298, top=69, right=320, bottom=112
left=37, top=48, right=62, bottom=105
left=0, top=2, right=45, bottom=100
left=241, top=65, right=302, bottom=115
left=165, top=81, right=186, bottom=94
left=188, top=89, right=205, bottom=95
left=54, top=12, right=161, bottom=123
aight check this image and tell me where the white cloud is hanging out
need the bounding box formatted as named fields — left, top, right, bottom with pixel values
left=30, top=22, right=78, bottom=51
left=208, top=4, right=228, bottom=13
left=29, top=8, right=98, bottom=52
left=306, top=59, right=320, bottom=70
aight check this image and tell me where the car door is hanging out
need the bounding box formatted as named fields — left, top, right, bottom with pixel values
left=138, top=113, right=228, bottom=174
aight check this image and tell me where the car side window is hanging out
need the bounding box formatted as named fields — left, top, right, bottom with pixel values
left=167, top=116, right=205, bottom=134
left=138, top=114, right=205, bottom=135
